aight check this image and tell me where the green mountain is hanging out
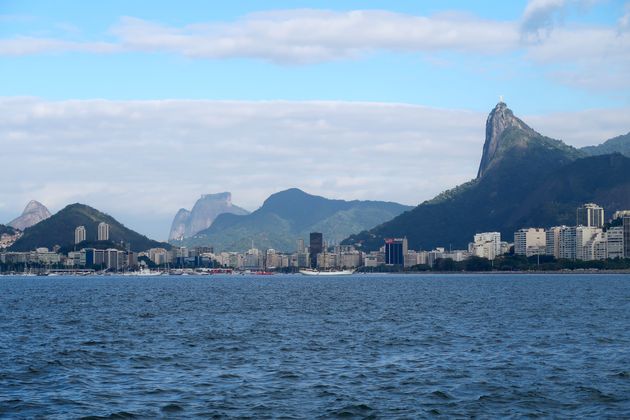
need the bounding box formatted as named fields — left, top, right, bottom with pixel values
left=9, top=203, right=169, bottom=252
left=343, top=102, right=630, bottom=251
left=582, top=132, right=630, bottom=158
left=172, top=188, right=412, bottom=252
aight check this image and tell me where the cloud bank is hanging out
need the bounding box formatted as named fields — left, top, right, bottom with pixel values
left=0, top=97, right=628, bottom=239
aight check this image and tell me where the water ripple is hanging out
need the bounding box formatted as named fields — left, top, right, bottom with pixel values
left=1, top=274, right=629, bottom=418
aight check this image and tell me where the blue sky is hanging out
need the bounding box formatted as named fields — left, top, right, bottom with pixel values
left=1, top=0, right=629, bottom=239
left=1, top=0, right=628, bottom=112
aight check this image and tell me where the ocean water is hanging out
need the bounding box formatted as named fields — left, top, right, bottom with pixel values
left=0, top=274, right=629, bottom=418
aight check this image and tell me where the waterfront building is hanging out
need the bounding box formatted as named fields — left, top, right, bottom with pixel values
left=514, top=228, right=546, bottom=257
left=607, top=226, right=624, bottom=259
left=442, top=250, right=470, bottom=262
left=404, top=251, right=423, bottom=268
left=309, top=232, right=323, bottom=268
left=243, top=247, right=263, bottom=270
left=98, top=222, right=110, bottom=241
left=577, top=203, right=604, bottom=228
left=558, top=226, right=577, bottom=260
left=317, top=252, right=338, bottom=269
left=624, top=216, right=630, bottom=259
left=85, top=248, right=105, bottom=267
left=29, top=248, right=61, bottom=265
left=265, top=249, right=282, bottom=269
left=148, top=248, right=169, bottom=265
left=105, top=248, right=125, bottom=270
left=66, top=251, right=86, bottom=267
left=75, top=226, right=86, bottom=244
left=576, top=226, right=605, bottom=261
left=296, top=239, right=305, bottom=254
left=468, top=232, right=501, bottom=260
left=546, top=226, right=563, bottom=258
left=385, top=238, right=407, bottom=265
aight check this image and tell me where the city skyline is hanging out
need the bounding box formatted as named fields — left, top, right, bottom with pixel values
left=1, top=1, right=629, bottom=240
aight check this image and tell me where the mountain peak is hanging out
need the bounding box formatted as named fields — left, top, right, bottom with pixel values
left=8, top=200, right=51, bottom=231
left=168, top=192, right=249, bottom=241
left=477, top=102, right=537, bottom=178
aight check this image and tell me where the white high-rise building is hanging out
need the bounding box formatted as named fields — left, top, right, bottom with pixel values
left=558, top=226, right=576, bottom=260
left=546, top=226, right=563, bottom=258
left=577, top=203, right=604, bottom=228
left=607, top=226, right=624, bottom=259
left=97, top=222, right=110, bottom=241
left=75, top=226, right=86, bottom=244
left=576, top=226, right=606, bottom=261
left=468, top=232, right=501, bottom=260
left=514, top=228, right=546, bottom=257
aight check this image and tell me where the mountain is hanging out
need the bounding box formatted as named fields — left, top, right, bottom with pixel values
left=0, top=224, right=17, bottom=236
left=8, top=200, right=51, bottom=231
left=173, top=188, right=412, bottom=252
left=582, top=132, right=630, bottom=158
left=10, top=203, right=169, bottom=252
left=343, top=102, right=630, bottom=251
left=168, top=192, right=249, bottom=240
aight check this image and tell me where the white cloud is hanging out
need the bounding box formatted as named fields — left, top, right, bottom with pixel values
left=0, top=7, right=627, bottom=92
left=108, top=12, right=518, bottom=64
left=0, top=97, right=628, bottom=240
left=0, top=36, right=118, bottom=55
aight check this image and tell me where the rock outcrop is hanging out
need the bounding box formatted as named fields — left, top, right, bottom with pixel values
left=8, top=200, right=51, bottom=231
left=477, top=101, right=537, bottom=178
left=168, top=192, right=249, bottom=241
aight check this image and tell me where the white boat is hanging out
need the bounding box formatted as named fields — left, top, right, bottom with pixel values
left=299, top=268, right=355, bottom=276
left=124, top=267, right=163, bottom=276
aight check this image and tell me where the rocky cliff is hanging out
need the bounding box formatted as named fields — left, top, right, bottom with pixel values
left=8, top=200, right=51, bottom=231
left=168, top=192, right=249, bottom=240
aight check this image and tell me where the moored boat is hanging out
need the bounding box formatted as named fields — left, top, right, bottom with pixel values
left=299, top=268, right=354, bottom=276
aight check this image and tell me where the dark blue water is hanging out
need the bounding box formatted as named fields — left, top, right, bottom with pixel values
left=1, top=274, right=629, bottom=418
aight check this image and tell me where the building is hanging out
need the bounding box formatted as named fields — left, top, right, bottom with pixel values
left=105, top=248, right=125, bottom=270
left=612, top=210, right=630, bottom=221
left=577, top=203, right=604, bottom=228
left=242, top=248, right=263, bottom=270
left=468, top=232, right=501, bottom=260
left=150, top=248, right=169, bottom=265
left=98, top=222, right=110, bottom=241
left=546, top=226, right=562, bottom=259
left=624, top=216, right=630, bottom=259
left=607, top=226, right=624, bottom=259
left=558, top=226, right=576, bottom=260
left=514, top=228, right=546, bottom=257
left=576, top=226, right=605, bottom=261
left=384, top=238, right=407, bottom=265
left=404, top=251, right=428, bottom=268
left=296, top=239, right=305, bottom=254
left=309, top=232, right=323, bottom=268
left=75, top=226, right=86, bottom=244
left=85, top=248, right=106, bottom=267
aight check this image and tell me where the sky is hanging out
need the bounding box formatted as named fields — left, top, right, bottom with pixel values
left=1, top=0, right=629, bottom=240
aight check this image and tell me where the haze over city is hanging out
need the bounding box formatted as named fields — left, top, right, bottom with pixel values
left=1, top=0, right=629, bottom=239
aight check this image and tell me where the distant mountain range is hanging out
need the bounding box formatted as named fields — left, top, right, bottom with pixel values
left=8, top=200, right=51, bottom=231
left=172, top=188, right=412, bottom=252
left=10, top=203, right=169, bottom=252
left=169, top=192, right=249, bottom=240
left=343, top=102, right=630, bottom=251
left=581, top=132, right=630, bottom=157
